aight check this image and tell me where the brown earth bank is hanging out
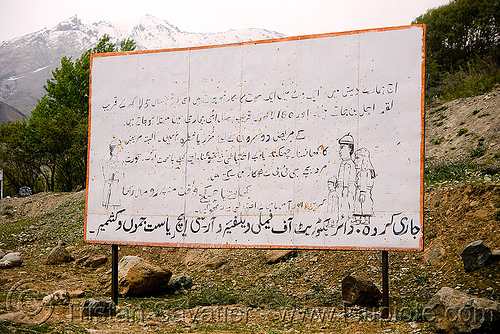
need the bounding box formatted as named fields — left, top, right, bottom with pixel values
left=0, top=182, right=499, bottom=333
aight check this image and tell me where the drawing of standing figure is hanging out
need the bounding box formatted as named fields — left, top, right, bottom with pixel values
left=327, top=176, right=340, bottom=224
left=337, top=133, right=356, bottom=222
left=102, top=138, right=122, bottom=210
left=354, top=148, right=376, bottom=224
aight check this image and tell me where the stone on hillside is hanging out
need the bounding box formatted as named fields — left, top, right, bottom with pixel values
left=490, top=249, right=500, bottom=263
left=42, top=290, right=70, bottom=305
left=265, top=250, right=298, bottom=264
left=342, top=274, right=382, bottom=306
left=424, top=240, right=446, bottom=266
left=461, top=240, right=491, bottom=272
left=75, top=256, right=90, bottom=266
left=424, top=287, right=500, bottom=333
left=46, top=241, right=74, bottom=265
left=0, top=312, right=28, bottom=324
left=82, top=297, right=116, bottom=317
left=118, top=255, right=172, bottom=297
left=0, top=252, right=23, bottom=268
left=79, top=255, right=108, bottom=268
left=170, top=275, right=193, bottom=291
left=69, top=289, right=85, bottom=298
left=202, top=257, right=227, bottom=269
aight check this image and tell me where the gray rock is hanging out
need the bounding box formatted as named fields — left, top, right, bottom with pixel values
left=342, top=274, right=382, bottom=306
left=170, top=275, right=193, bottom=291
left=0, top=252, right=23, bottom=268
left=46, top=242, right=74, bottom=265
left=82, top=297, right=116, bottom=317
left=424, top=287, right=500, bottom=333
left=80, top=255, right=108, bottom=268
left=118, top=256, right=172, bottom=297
left=202, top=257, right=227, bottom=269
left=265, top=250, right=298, bottom=264
left=42, top=290, right=70, bottom=305
left=461, top=240, right=491, bottom=272
left=424, top=240, right=446, bottom=266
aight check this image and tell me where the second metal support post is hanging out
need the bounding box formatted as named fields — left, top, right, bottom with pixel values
left=382, top=250, right=389, bottom=319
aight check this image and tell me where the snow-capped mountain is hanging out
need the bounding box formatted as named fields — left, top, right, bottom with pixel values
left=0, top=15, right=285, bottom=116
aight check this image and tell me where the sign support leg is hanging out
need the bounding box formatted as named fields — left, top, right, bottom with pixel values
left=381, top=250, right=389, bottom=319
left=111, top=244, right=118, bottom=305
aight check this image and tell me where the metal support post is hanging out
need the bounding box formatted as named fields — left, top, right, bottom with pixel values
left=381, top=250, right=389, bottom=319
left=111, top=244, right=118, bottom=305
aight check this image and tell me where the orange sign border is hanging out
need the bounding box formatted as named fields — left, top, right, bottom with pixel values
left=85, top=24, right=426, bottom=251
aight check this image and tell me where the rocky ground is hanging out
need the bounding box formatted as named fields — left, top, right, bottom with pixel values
left=1, top=88, right=500, bottom=333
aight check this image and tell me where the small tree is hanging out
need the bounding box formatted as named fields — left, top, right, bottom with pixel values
left=413, top=0, right=500, bottom=93
left=0, top=34, right=136, bottom=194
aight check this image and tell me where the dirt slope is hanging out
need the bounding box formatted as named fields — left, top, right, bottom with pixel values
left=425, top=86, right=500, bottom=163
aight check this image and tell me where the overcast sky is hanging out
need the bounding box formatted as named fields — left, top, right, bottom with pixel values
left=0, top=0, right=451, bottom=43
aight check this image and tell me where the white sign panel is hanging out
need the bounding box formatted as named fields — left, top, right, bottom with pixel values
left=86, top=25, right=425, bottom=250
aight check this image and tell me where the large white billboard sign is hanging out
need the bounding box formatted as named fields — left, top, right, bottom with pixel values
left=86, top=25, right=425, bottom=250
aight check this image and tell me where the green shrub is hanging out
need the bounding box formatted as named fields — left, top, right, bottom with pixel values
left=424, top=158, right=468, bottom=184
left=187, top=286, right=237, bottom=307
left=241, top=285, right=296, bottom=309
left=397, top=300, right=426, bottom=322
left=470, top=145, right=487, bottom=158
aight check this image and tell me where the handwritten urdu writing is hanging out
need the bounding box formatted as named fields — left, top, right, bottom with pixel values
left=86, top=26, right=424, bottom=249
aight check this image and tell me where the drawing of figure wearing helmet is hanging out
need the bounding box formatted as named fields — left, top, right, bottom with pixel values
left=337, top=133, right=356, bottom=223
left=353, top=148, right=376, bottom=225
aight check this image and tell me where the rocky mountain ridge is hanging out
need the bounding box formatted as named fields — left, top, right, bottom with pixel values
left=0, top=101, right=26, bottom=123
left=0, top=15, right=285, bottom=116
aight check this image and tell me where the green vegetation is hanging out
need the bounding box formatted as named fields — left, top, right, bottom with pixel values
left=457, top=128, right=468, bottom=136
left=424, top=155, right=500, bottom=185
left=430, top=137, right=444, bottom=145
left=0, top=35, right=135, bottom=196
left=242, top=285, right=297, bottom=309
left=413, top=0, right=500, bottom=105
left=424, top=158, right=468, bottom=184
left=397, top=300, right=426, bottom=322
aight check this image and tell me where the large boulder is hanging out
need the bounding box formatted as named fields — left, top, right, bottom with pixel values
left=46, top=242, right=74, bottom=265
left=118, top=256, right=172, bottom=297
left=424, top=287, right=500, bottom=333
left=342, top=274, right=382, bottom=306
left=0, top=252, right=23, bottom=268
left=461, top=240, right=491, bottom=272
